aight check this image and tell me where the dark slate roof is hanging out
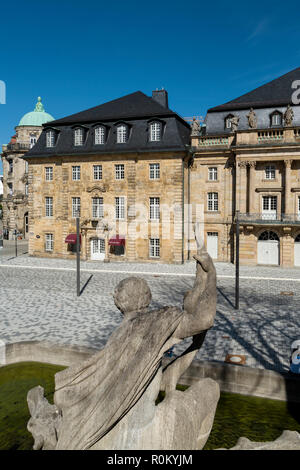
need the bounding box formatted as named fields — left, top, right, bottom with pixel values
left=47, top=91, right=184, bottom=125
left=208, top=67, right=300, bottom=112
left=24, top=91, right=190, bottom=158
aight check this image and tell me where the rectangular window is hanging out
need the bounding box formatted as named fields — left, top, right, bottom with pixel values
left=8, top=160, right=13, bottom=173
left=149, top=197, right=160, bottom=220
left=25, top=161, right=29, bottom=173
left=208, top=167, right=218, bottom=181
left=93, top=165, right=102, bottom=180
left=45, top=234, right=54, bottom=252
left=150, top=122, right=161, bottom=142
left=262, top=196, right=277, bottom=211
left=265, top=165, right=275, bottom=179
left=115, top=197, right=125, bottom=220
left=8, top=183, right=13, bottom=196
left=115, top=164, right=125, bottom=180
left=207, top=192, right=218, bottom=211
left=149, top=163, right=160, bottom=180
left=46, top=130, right=55, bottom=148
left=45, top=167, right=53, bottom=181
left=72, top=166, right=81, bottom=181
left=117, top=125, right=127, bottom=143
left=45, top=197, right=53, bottom=217
left=95, top=127, right=105, bottom=145
left=72, top=197, right=81, bottom=218
left=92, top=197, right=104, bottom=218
left=149, top=238, right=160, bottom=258
left=25, top=183, right=28, bottom=196
left=74, top=128, right=84, bottom=146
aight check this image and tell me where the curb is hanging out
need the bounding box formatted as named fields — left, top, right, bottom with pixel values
left=1, top=340, right=300, bottom=403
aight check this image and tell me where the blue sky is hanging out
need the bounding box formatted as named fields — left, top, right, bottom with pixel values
left=1, top=0, right=300, bottom=173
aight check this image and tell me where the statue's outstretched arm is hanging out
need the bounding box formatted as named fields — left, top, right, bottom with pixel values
left=174, top=246, right=217, bottom=340
left=161, top=238, right=217, bottom=393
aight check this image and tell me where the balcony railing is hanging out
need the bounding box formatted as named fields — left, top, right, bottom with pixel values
left=6, top=142, right=31, bottom=151
left=257, top=130, right=284, bottom=142
left=197, top=136, right=229, bottom=147
left=238, top=213, right=300, bottom=224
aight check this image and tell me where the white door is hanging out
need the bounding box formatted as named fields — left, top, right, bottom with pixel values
left=91, top=238, right=105, bottom=260
left=294, top=235, right=300, bottom=267
left=257, top=231, right=279, bottom=265
left=206, top=232, right=218, bottom=259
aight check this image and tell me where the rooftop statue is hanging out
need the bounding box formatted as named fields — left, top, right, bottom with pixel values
left=247, top=108, right=257, bottom=129
left=231, top=115, right=239, bottom=132
left=27, top=229, right=219, bottom=450
left=191, top=117, right=201, bottom=136
left=284, top=104, right=294, bottom=126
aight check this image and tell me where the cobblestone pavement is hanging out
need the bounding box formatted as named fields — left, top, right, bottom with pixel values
left=0, top=241, right=300, bottom=373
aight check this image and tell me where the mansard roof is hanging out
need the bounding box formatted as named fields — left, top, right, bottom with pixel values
left=48, top=91, right=187, bottom=125
left=208, top=67, right=300, bottom=112
left=24, top=91, right=190, bottom=158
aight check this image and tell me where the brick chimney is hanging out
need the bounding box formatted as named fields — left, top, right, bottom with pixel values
left=152, top=88, right=168, bottom=108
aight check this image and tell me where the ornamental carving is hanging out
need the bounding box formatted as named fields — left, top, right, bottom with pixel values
left=238, top=161, right=247, bottom=169
left=284, top=160, right=292, bottom=168
left=87, top=185, right=107, bottom=194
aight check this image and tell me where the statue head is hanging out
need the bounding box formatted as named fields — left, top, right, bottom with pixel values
left=114, top=277, right=152, bottom=316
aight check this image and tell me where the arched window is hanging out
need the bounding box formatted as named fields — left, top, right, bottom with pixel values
left=30, top=134, right=37, bottom=149
left=295, top=234, right=300, bottom=243
left=94, top=126, right=105, bottom=145
left=116, top=124, right=128, bottom=143
left=270, top=111, right=283, bottom=127
left=150, top=121, right=161, bottom=141
left=258, top=230, right=279, bottom=241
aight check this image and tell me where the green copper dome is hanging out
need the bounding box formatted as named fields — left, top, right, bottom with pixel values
left=18, top=97, right=55, bottom=126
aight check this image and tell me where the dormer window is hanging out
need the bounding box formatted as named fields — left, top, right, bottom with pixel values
left=46, top=130, right=56, bottom=148
left=150, top=121, right=161, bottom=141
left=225, top=114, right=234, bottom=129
left=74, top=128, right=84, bottom=146
left=94, top=126, right=105, bottom=145
left=116, top=124, right=128, bottom=143
left=270, top=111, right=282, bottom=127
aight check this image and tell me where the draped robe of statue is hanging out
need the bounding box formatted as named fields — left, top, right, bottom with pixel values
left=54, top=306, right=183, bottom=450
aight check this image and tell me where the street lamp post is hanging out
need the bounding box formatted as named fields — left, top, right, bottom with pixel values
left=235, top=210, right=240, bottom=310
left=76, top=211, right=80, bottom=297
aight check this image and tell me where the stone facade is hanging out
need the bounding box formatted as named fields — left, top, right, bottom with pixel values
left=191, top=127, right=300, bottom=267
left=1, top=98, right=54, bottom=239
left=26, top=152, right=189, bottom=263
left=1, top=130, right=38, bottom=239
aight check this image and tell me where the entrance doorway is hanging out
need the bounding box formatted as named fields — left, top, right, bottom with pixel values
left=257, top=230, right=279, bottom=265
left=90, top=238, right=105, bottom=260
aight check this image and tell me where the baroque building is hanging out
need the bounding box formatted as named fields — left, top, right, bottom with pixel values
left=24, top=90, right=191, bottom=262
left=191, top=67, right=300, bottom=267
left=1, top=98, right=54, bottom=239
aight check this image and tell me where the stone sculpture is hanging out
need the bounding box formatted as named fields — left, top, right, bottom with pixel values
left=221, top=430, right=300, bottom=450
left=231, top=115, right=239, bottom=132
left=191, top=117, right=201, bottom=136
left=27, top=237, right=219, bottom=450
left=246, top=108, right=257, bottom=128
left=284, top=104, right=294, bottom=126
